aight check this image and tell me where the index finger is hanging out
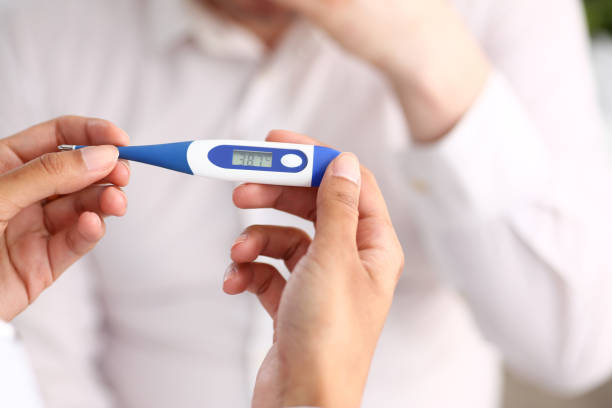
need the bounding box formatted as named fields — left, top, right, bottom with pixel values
left=265, top=129, right=332, bottom=147
left=237, top=130, right=391, bottom=223
left=233, top=166, right=391, bottom=224
left=233, top=130, right=324, bottom=221
left=3, top=116, right=129, bottom=164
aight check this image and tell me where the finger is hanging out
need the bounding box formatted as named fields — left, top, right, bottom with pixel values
left=231, top=225, right=311, bottom=271
left=47, top=211, right=106, bottom=280
left=233, top=164, right=393, bottom=231
left=354, top=167, right=404, bottom=280
left=231, top=130, right=337, bottom=221
left=356, top=166, right=392, bottom=224
left=314, top=153, right=362, bottom=252
left=233, top=183, right=318, bottom=221
left=265, top=129, right=331, bottom=147
left=43, top=185, right=127, bottom=234
left=32, top=159, right=129, bottom=194
left=223, top=262, right=286, bottom=318
left=96, top=159, right=130, bottom=187
left=3, top=116, right=129, bottom=165
left=0, top=146, right=119, bottom=222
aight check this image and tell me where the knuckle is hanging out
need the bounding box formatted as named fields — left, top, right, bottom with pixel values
left=32, top=265, right=54, bottom=294
left=65, top=227, right=81, bottom=254
left=255, top=273, right=274, bottom=296
left=0, top=183, right=23, bottom=222
left=398, top=249, right=406, bottom=271
left=286, top=226, right=310, bottom=239
left=53, top=116, right=70, bottom=145
left=39, top=152, right=68, bottom=177
left=243, top=224, right=263, bottom=234
left=283, top=228, right=311, bottom=258
left=0, top=143, right=20, bottom=173
left=391, top=239, right=405, bottom=284
left=306, top=206, right=317, bottom=222
left=395, top=252, right=405, bottom=283
left=55, top=115, right=71, bottom=126
left=0, top=196, right=16, bottom=221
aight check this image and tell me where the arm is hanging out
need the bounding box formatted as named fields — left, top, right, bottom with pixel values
left=400, top=0, right=612, bottom=394
left=272, top=0, right=612, bottom=394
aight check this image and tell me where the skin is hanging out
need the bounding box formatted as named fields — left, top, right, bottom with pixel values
left=225, top=131, right=405, bottom=407
left=0, top=116, right=130, bottom=321
left=202, top=0, right=293, bottom=47
left=199, top=0, right=491, bottom=142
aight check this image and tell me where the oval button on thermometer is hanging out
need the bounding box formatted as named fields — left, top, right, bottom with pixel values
left=58, top=140, right=341, bottom=187
left=281, top=153, right=303, bottom=168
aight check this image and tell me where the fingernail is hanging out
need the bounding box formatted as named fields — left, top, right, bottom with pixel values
left=232, top=233, right=248, bottom=249
left=224, top=264, right=237, bottom=283
left=80, top=146, right=118, bottom=171
left=331, top=153, right=360, bottom=185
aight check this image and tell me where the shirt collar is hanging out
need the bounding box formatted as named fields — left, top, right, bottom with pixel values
left=147, top=0, right=266, bottom=60
left=147, top=0, right=193, bottom=52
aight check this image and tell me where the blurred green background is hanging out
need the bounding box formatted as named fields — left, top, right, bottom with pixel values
left=585, top=0, right=612, bottom=34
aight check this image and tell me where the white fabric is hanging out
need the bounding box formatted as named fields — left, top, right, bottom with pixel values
left=592, top=35, right=612, bottom=141
left=1, top=0, right=611, bottom=407
left=0, top=321, right=44, bottom=408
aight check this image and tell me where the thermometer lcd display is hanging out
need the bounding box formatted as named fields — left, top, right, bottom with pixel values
left=232, top=150, right=273, bottom=168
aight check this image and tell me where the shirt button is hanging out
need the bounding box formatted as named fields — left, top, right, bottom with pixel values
left=410, top=179, right=430, bottom=194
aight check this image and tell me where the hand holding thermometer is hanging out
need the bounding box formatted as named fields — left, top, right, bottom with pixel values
left=58, top=140, right=341, bottom=187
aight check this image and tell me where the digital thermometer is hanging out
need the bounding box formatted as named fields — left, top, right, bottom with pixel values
left=58, top=140, right=341, bottom=187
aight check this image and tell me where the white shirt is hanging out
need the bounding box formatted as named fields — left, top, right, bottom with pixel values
left=0, top=322, right=43, bottom=408
left=1, top=0, right=611, bottom=407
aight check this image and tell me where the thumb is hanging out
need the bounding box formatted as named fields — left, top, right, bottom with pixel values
left=314, top=153, right=362, bottom=252
left=0, top=146, right=118, bottom=221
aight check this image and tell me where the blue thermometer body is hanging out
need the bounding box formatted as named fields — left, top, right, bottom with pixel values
left=59, top=140, right=341, bottom=187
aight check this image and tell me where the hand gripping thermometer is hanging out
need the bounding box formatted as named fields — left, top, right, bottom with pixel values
left=59, top=140, right=341, bottom=187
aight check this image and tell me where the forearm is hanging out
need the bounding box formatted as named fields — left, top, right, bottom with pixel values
left=271, top=0, right=491, bottom=143
left=424, top=199, right=612, bottom=394
left=379, top=2, right=491, bottom=143
left=400, top=68, right=612, bottom=392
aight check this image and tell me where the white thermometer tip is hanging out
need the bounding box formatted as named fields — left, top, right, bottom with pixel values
left=58, top=145, right=78, bottom=151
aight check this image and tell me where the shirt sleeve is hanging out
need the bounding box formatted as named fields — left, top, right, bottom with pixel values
left=11, top=258, right=114, bottom=408
left=398, top=0, right=612, bottom=394
left=0, top=322, right=45, bottom=408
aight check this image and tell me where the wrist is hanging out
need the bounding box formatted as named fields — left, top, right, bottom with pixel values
left=281, top=379, right=362, bottom=408
left=378, top=5, right=491, bottom=143
left=280, top=359, right=333, bottom=407
left=280, top=358, right=365, bottom=408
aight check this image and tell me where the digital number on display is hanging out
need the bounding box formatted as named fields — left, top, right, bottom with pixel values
left=232, top=150, right=273, bottom=168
